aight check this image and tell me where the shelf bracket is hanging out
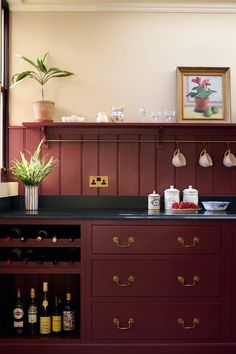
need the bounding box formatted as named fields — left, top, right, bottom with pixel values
left=41, top=126, right=49, bottom=149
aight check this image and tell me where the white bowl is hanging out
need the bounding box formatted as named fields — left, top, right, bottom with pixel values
left=202, top=201, right=230, bottom=211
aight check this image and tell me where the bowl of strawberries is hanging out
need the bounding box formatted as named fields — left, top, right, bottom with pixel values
left=171, top=201, right=201, bottom=213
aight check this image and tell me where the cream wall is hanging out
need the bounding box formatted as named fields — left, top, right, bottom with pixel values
left=9, top=11, right=236, bottom=124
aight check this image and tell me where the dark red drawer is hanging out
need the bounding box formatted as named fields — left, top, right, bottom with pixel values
left=92, top=302, right=220, bottom=339
left=92, top=225, right=221, bottom=254
left=92, top=260, right=220, bottom=297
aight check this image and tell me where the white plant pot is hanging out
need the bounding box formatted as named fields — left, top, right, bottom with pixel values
left=25, top=185, right=38, bottom=211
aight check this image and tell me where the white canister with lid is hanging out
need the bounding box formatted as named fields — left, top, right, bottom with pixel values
left=148, top=191, right=160, bottom=210
left=183, top=185, right=199, bottom=205
left=164, top=185, right=180, bottom=210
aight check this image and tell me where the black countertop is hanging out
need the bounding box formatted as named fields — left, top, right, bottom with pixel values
left=0, top=196, right=236, bottom=220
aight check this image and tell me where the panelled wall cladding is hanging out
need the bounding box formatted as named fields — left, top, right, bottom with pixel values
left=8, top=123, right=236, bottom=196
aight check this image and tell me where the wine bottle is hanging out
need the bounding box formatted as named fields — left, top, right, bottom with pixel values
left=13, top=287, right=25, bottom=335
left=52, top=235, right=58, bottom=243
left=37, top=254, right=47, bottom=265
left=22, top=248, right=34, bottom=265
left=27, top=287, right=38, bottom=335
left=67, top=230, right=77, bottom=243
left=37, top=229, right=47, bottom=242
left=67, top=248, right=79, bottom=264
left=9, top=227, right=26, bottom=242
left=39, top=282, right=51, bottom=335
left=5, top=248, right=22, bottom=265
left=52, top=296, right=62, bottom=335
left=62, top=290, right=75, bottom=334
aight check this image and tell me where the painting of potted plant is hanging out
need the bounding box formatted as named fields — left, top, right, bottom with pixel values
left=11, top=53, right=74, bottom=122
left=186, top=76, right=216, bottom=114
left=176, top=67, right=231, bottom=123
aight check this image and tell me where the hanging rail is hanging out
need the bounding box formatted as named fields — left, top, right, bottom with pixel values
left=44, top=139, right=236, bottom=144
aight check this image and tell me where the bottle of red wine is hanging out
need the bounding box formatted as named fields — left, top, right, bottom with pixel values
left=5, top=248, right=22, bottom=265
left=13, top=287, right=25, bottom=335
left=27, top=287, right=38, bottom=335
left=52, top=296, right=62, bottom=335
left=62, top=290, right=75, bottom=334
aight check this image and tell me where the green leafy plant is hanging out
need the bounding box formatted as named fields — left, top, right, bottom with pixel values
left=10, top=140, right=59, bottom=186
left=186, top=76, right=216, bottom=99
left=11, top=53, right=74, bottom=100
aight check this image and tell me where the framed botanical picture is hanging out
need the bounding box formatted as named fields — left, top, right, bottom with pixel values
left=177, top=67, right=231, bottom=123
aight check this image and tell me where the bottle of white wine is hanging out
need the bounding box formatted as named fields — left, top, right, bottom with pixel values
left=27, top=287, right=38, bottom=335
left=39, top=282, right=51, bottom=335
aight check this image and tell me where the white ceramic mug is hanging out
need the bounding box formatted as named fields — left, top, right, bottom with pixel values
left=96, top=112, right=108, bottom=122
left=199, top=149, right=213, bottom=167
left=172, top=149, right=186, bottom=167
left=223, top=149, right=236, bottom=167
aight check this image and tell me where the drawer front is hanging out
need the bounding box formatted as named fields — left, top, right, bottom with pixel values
left=92, top=225, right=221, bottom=254
left=92, top=303, right=220, bottom=339
left=92, top=260, right=220, bottom=297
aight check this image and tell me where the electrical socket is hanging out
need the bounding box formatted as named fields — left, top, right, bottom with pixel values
left=89, top=176, right=108, bottom=188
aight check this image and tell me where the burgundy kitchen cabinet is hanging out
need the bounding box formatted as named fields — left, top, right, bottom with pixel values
left=0, top=217, right=235, bottom=354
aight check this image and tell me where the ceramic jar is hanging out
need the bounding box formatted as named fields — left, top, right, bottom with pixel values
left=183, top=185, right=199, bottom=205
left=148, top=191, right=160, bottom=210
left=164, top=185, right=180, bottom=210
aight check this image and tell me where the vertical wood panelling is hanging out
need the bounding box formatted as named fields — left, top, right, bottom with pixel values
left=99, top=135, right=117, bottom=196
left=118, top=135, right=139, bottom=195
left=8, top=126, right=236, bottom=197
left=213, top=140, right=232, bottom=195
left=156, top=142, right=175, bottom=196
left=139, top=136, right=156, bottom=196
left=60, top=138, right=82, bottom=195
left=175, top=139, right=197, bottom=194
left=196, top=140, right=214, bottom=196
left=41, top=137, right=60, bottom=195
left=82, top=135, right=98, bottom=195
left=8, top=127, right=25, bottom=194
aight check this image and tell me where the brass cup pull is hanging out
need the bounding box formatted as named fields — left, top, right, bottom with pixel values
left=177, top=275, right=200, bottom=287
left=177, top=236, right=199, bottom=248
left=113, top=236, right=135, bottom=248
left=178, top=317, right=200, bottom=330
left=113, top=275, right=135, bottom=287
left=113, top=317, right=135, bottom=330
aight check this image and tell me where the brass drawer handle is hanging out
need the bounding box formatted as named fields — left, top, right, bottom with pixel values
left=178, top=317, right=200, bottom=330
left=113, top=236, right=135, bottom=248
left=113, top=275, right=135, bottom=287
left=113, top=317, right=135, bottom=330
left=177, top=275, right=200, bottom=287
left=177, top=236, right=199, bottom=248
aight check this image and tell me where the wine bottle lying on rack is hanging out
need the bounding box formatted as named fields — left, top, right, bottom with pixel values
left=67, top=248, right=80, bottom=264
left=22, top=248, right=34, bottom=265
left=37, top=230, right=48, bottom=242
left=5, top=248, right=22, bottom=265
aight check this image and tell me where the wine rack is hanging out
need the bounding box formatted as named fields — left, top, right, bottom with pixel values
left=0, top=224, right=81, bottom=339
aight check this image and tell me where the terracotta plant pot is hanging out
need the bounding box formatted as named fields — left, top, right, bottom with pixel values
left=33, top=100, right=55, bottom=122
left=194, top=97, right=209, bottom=113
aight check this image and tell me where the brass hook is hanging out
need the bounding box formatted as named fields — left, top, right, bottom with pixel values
left=227, top=141, right=231, bottom=150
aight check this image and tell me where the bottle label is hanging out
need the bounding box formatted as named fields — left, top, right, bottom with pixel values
left=63, top=311, right=75, bottom=331
left=14, top=320, right=23, bottom=328
left=13, top=308, right=24, bottom=320
left=52, top=315, right=62, bottom=332
left=40, top=316, right=51, bottom=334
left=43, top=300, right=48, bottom=308
left=28, top=314, right=37, bottom=323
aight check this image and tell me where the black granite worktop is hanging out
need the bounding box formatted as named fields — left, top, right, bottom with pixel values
left=0, top=196, right=236, bottom=220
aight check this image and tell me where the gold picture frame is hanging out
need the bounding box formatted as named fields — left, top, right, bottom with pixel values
left=177, top=67, right=231, bottom=123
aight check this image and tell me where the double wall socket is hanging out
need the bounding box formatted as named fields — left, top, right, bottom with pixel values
left=89, top=176, right=108, bottom=188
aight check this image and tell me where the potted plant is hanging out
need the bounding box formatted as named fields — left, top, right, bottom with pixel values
left=11, top=52, right=74, bottom=122
left=10, top=140, right=59, bottom=211
left=186, top=76, right=216, bottom=113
